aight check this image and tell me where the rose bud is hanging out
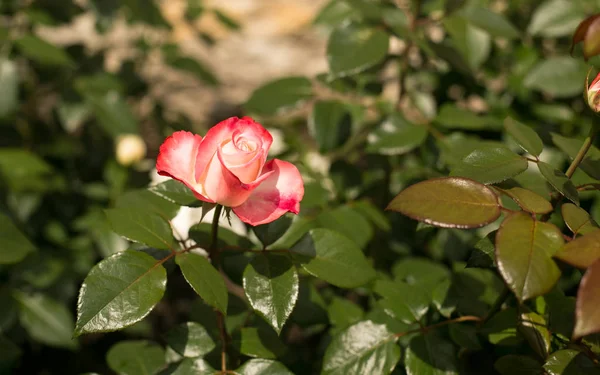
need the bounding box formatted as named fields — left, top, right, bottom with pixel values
left=156, top=117, right=304, bottom=226
left=571, top=14, right=600, bottom=60
left=587, top=71, right=600, bottom=113
left=115, top=134, right=147, bottom=166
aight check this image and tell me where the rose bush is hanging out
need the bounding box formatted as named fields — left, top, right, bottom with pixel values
left=156, top=116, right=304, bottom=225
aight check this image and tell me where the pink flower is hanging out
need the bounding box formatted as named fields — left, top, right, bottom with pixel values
left=156, top=117, right=304, bottom=226
left=588, top=72, right=600, bottom=113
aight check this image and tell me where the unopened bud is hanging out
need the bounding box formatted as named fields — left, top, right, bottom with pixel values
left=571, top=14, right=600, bottom=61
left=115, top=134, right=147, bottom=166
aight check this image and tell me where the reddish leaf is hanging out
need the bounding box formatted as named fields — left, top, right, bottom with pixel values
left=574, top=258, right=600, bottom=338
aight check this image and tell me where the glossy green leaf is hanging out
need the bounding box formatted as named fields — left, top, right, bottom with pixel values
left=15, top=35, right=74, bottom=66
left=496, top=212, right=563, bottom=301
left=467, top=232, right=496, bottom=268
left=449, top=323, right=481, bottom=350
left=366, top=114, right=428, bottom=156
left=243, top=253, right=298, bottom=334
left=15, top=292, right=77, bottom=349
left=149, top=180, right=200, bottom=206
left=544, top=349, right=600, bottom=375
left=443, top=15, right=491, bottom=71
left=575, top=258, right=600, bottom=338
left=237, top=326, right=286, bottom=359
left=166, top=322, right=215, bottom=358
left=527, top=0, right=584, bottom=37
left=106, top=340, right=165, bottom=375
left=462, top=6, right=520, bottom=38
left=176, top=252, right=228, bottom=314
left=75, top=250, right=167, bottom=335
left=550, top=133, right=600, bottom=181
left=309, top=100, right=352, bottom=153
left=555, top=229, right=600, bottom=269
left=315, top=205, right=373, bottom=249
left=524, top=57, right=587, bottom=98
left=160, top=357, right=216, bottom=375
left=328, top=297, right=364, bottom=330
left=502, top=187, right=552, bottom=214
left=0, top=59, right=18, bottom=118
left=105, top=208, right=177, bottom=250
left=435, top=105, right=496, bottom=131
left=504, top=118, right=544, bottom=156
left=290, top=229, right=376, bottom=288
left=519, top=309, right=551, bottom=359
left=482, top=308, right=523, bottom=346
left=351, top=200, right=390, bottom=232
left=537, top=161, right=579, bottom=205
left=494, top=355, right=543, bottom=375
left=322, top=321, right=400, bottom=375
left=387, top=177, right=501, bottom=229
left=245, top=77, right=313, bottom=116
left=115, top=189, right=179, bottom=219
left=234, top=359, right=294, bottom=375
left=84, top=91, right=139, bottom=137
left=405, top=333, right=458, bottom=375
left=0, top=213, right=35, bottom=264
left=562, top=203, right=599, bottom=236
left=374, top=280, right=429, bottom=324
left=451, top=146, right=528, bottom=184
left=327, top=23, right=389, bottom=77
left=252, top=215, right=293, bottom=248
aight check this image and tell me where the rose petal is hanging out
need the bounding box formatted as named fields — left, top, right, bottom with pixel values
left=233, top=159, right=304, bottom=226
left=195, top=117, right=273, bottom=183
left=219, top=139, right=263, bottom=183
left=155, top=131, right=212, bottom=201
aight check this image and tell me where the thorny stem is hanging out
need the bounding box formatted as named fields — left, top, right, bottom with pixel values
left=565, top=127, right=597, bottom=179
left=394, top=315, right=481, bottom=338
left=209, top=205, right=228, bottom=374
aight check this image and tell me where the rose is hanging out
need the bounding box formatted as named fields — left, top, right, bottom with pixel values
left=156, top=116, right=304, bottom=225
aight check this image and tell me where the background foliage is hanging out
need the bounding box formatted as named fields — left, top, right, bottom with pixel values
left=3, top=0, right=600, bottom=374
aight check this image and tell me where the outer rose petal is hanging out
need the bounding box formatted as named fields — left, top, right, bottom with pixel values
left=155, top=131, right=212, bottom=202
left=194, top=117, right=273, bottom=183
left=233, top=159, right=304, bottom=226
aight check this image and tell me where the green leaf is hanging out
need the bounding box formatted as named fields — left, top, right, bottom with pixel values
left=387, top=177, right=501, bottom=229
left=116, top=189, right=180, bottom=219
left=502, top=187, right=552, bottom=214
left=242, top=253, right=298, bottom=334
left=15, top=292, right=77, bottom=349
left=149, top=180, right=200, bottom=206
left=544, top=349, right=600, bottom=375
left=84, top=91, right=139, bottom=137
left=236, top=326, right=286, bottom=359
left=482, top=307, right=523, bottom=346
left=519, top=309, right=551, bottom=359
left=524, top=57, right=587, bottom=98
left=176, top=252, right=228, bottom=314
left=165, top=322, right=215, bottom=358
left=435, top=104, right=498, bottom=130
left=550, top=133, right=600, bottom=181
left=160, top=358, right=216, bottom=375
left=0, top=149, right=57, bottom=192
left=574, top=258, right=600, bottom=338
left=555, top=229, right=600, bottom=269
left=309, top=100, right=352, bottom=153
left=75, top=250, right=167, bottom=335
left=165, top=56, right=218, bottom=86
left=106, top=340, right=165, bottom=375
left=315, top=205, right=373, bottom=249
left=461, top=6, right=520, bottom=38
left=537, top=161, right=579, bottom=205
left=327, top=23, right=389, bottom=77
left=366, top=113, right=428, bottom=156
left=504, top=118, right=544, bottom=157
left=449, top=323, right=482, bottom=350
left=15, top=35, right=74, bottom=66
left=290, top=229, right=376, bottom=288
left=374, top=280, right=429, bottom=324
left=252, top=215, right=293, bottom=248
left=351, top=200, right=390, bottom=232
left=0, top=213, right=35, bottom=264
left=234, top=359, right=294, bottom=375
left=443, top=15, right=491, bottom=70
left=123, top=0, right=169, bottom=27
left=0, top=59, right=18, bottom=118
left=467, top=232, right=496, bottom=268
left=404, top=333, right=458, bottom=375
left=322, top=320, right=400, bottom=375
left=105, top=208, right=177, bottom=250
left=562, top=203, right=598, bottom=236
left=0, top=335, right=21, bottom=365
left=327, top=297, right=364, bottom=330
left=245, top=77, right=313, bottom=116
left=494, top=355, right=543, bottom=375
left=527, top=0, right=584, bottom=37
left=496, top=212, right=563, bottom=301
left=450, top=146, right=528, bottom=184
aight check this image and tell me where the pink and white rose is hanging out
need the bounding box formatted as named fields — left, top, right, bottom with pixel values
left=156, top=116, right=304, bottom=225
